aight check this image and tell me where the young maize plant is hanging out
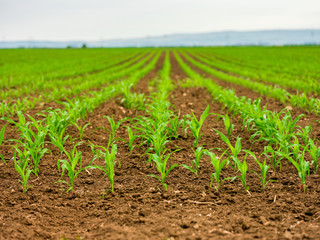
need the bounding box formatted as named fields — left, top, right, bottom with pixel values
left=44, top=109, right=71, bottom=154
left=89, top=138, right=120, bottom=196
left=233, top=151, right=250, bottom=191
left=215, top=113, right=234, bottom=138
left=297, top=125, right=312, bottom=146
left=167, top=112, right=183, bottom=139
left=247, top=150, right=275, bottom=190
left=0, top=124, right=7, bottom=163
left=205, top=151, right=233, bottom=192
left=126, top=126, right=138, bottom=153
left=250, top=109, right=303, bottom=155
left=278, top=149, right=310, bottom=191
left=262, top=145, right=283, bottom=171
left=291, top=137, right=302, bottom=161
left=214, top=129, right=242, bottom=169
left=13, top=147, right=32, bottom=194
left=56, top=142, right=92, bottom=192
left=120, top=82, right=145, bottom=110
left=105, top=115, right=127, bottom=142
left=147, top=151, right=179, bottom=191
left=73, top=122, right=91, bottom=140
left=187, top=104, right=211, bottom=147
left=181, top=147, right=206, bottom=175
left=6, top=112, right=49, bottom=176
left=307, top=138, right=320, bottom=174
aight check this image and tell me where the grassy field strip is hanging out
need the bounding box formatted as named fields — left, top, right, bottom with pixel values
left=0, top=51, right=151, bottom=100
left=5, top=51, right=161, bottom=192
left=197, top=47, right=320, bottom=82
left=187, top=50, right=318, bottom=94
left=0, top=49, right=144, bottom=89
left=180, top=52, right=320, bottom=115
left=0, top=52, right=158, bottom=116
left=175, top=52, right=319, bottom=184
left=0, top=50, right=125, bottom=88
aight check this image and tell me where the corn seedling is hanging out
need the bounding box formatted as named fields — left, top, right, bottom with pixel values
left=89, top=139, right=120, bottom=196
left=291, top=137, right=302, bottom=161
left=233, top=151, right=252, bottom=191
left=105, top=116, right=126, bottom=142
left=167, top=113, right=182, bottom=139
left=262, top=145, right=283, bottom=171
left=56, top=142, right=91, bottom=192
left=9, top=115, right=49, bottom=177
left=297, top=125, right=312, bottom=146
left=73, top=122, right=91, bottom=140
left=214, top=129, right=241, bottom=169
left=206, top=151, right=233, bottom=192
left=248, top=150, right=275, bottom=190
left=278, top=149, right=310, bottom=191
left=0, top=124, right=7, bottom=164
left=181, top=147, right=206, bottom=175
left=187, top=104, right=211, bottom=147
left=216, top=113, right=234, bottom=138
left=49, top=132, right=69, bottom=155
left=126, top=126, right=138, bottom=153
left=120, top=82, right=145, bottom=110
left=13, top=146, right=32, bottom=194
left=307, top=139, right=320, bottom=174
left=147, top=150, right=179, bottom=191
left=149, top=130, right=169, bottom=156
left=181, top=114, right=189, bottom=137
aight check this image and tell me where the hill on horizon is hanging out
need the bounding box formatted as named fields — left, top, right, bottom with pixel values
left=0, top=29, right=319, bottom=48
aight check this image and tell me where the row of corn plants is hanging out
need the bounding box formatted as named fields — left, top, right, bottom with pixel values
left=0, top=49, right=144, bottom=93
left=180, top=52, right=320, bottom=115
left=175, top=52, right=319, bottom=192
left=0, top=52, right=162, bottom=194
left=186, top=49, right=319, bottom=94
left=0, top=51, right=157, bottom=117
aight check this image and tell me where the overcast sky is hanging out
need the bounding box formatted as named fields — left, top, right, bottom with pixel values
left=1, top=0, right=320, bottom=41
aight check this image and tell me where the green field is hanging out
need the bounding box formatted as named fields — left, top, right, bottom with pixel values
left=1, top=46, right=320, bottom=239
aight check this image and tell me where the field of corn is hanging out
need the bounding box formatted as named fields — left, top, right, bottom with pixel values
left=0, top=47, right=320, bottom=239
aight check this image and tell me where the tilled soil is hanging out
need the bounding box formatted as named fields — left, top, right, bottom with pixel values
left=0, top=53, right=320, bottom=240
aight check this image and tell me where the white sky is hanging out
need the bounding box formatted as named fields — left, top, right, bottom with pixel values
left=1, top=0, right=320, bottom=41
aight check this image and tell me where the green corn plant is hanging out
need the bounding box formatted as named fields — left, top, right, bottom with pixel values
left=13, top=146, right=32, bottom=194
left=205, top=150, right=233, bottom=192
left=9, top=115, right=49, bottom=177
left=297, top=125, right=312, bottom=146
left=0, top=124, right=7, bottom=164
left=187, top=104, right=211, bottom=147
left=49, top=132, right=69, bottom=154
left=307, top=139, right=320, bottom=174
left=149, top=130, right=169, bottom=156
left=291, top=137, right=302, bottom=161
left=120, top=82, right=145, bottom=110
left=56, top=142, right=91, bottom=192
left=262, top=145, right=283, bottom=171
left=73, top=122, right=91, bottom=140
left=89, top=139, right=120, bottom=196
left=167, top=112, right=182, bottom=139
left=105, top=116, right=126, bottom=142
left=126, top=126, right=138, bottom=153
left=216, top=113, right=234, bottom=138
left=214, top=129, right=241, bottom=169
left=233, top=151, right=252, bottom=191
left=181, top=147, right=206, bottom=175
left=147, top=151, right=179, bottom=191
left=278, top=149, right=310, bottom=191
left=181, top=114, right=189, bottom=137
left=247, top=150, right=275, bottom=190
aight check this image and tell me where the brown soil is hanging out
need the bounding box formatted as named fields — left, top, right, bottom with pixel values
left=0, top=51, right=320, bottom=240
